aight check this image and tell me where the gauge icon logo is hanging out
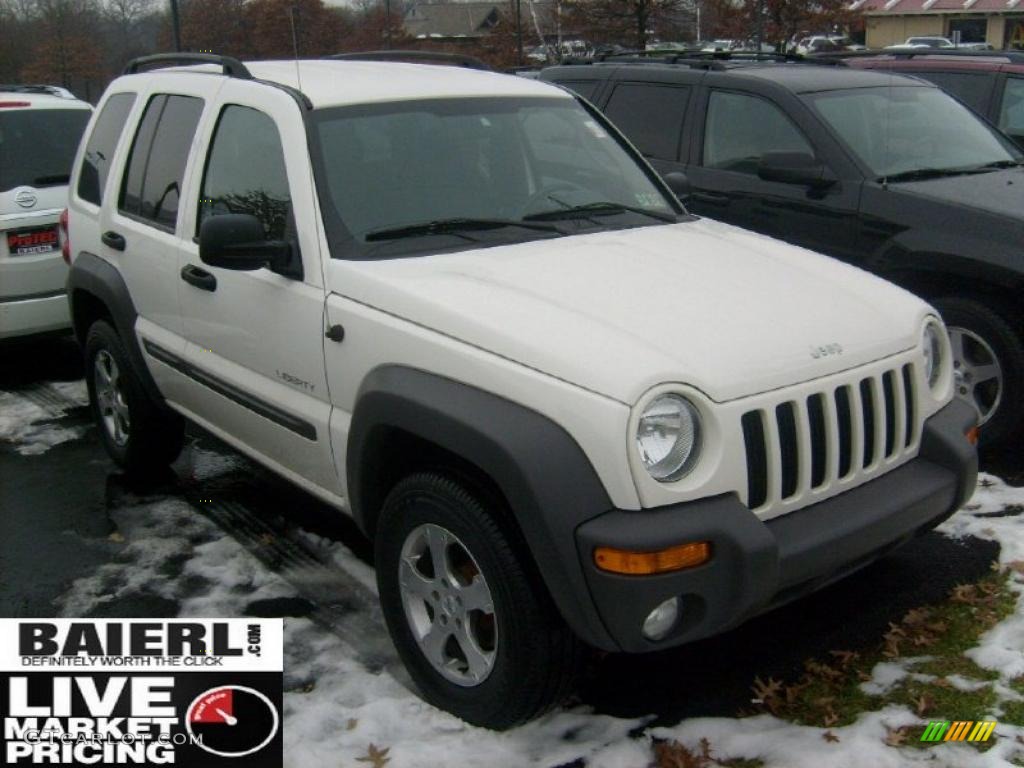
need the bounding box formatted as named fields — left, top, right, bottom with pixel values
left=185, top=685, right=280, bottom=758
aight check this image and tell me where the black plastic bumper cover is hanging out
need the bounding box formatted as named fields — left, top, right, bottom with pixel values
left=575, top=398, right=978, bottom=653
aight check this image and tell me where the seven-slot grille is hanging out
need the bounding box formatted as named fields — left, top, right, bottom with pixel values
left=741, top=363, right=919, bottom=513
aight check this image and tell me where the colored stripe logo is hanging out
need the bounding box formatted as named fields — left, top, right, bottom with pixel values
left=920, top=721, right=997, bottom=743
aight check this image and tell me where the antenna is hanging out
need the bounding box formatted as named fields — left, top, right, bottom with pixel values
left=289, top=6, right=304, bottom=95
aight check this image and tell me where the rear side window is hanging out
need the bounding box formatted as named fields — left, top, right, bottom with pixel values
left=912, top=71, right=993, bottom=115
left=119, top=94, right=204, bottom=230
left=197, top=105, right=292, bottom=241
left=0, top=108, right=91, bottom=193
left=77, top=93, right=136, bottom=205
left=604, top=83, right=690, bottom=161
left=999, top=76, right=1024, bottom=146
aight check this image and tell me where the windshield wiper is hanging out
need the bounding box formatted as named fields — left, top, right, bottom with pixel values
left=881, top=166, right=992, bottom=183
left=364, top=217, right=563, bottom=242
left=524, top=201, right=677, bottom=223
left=973, top=159, right=1023, bottom=170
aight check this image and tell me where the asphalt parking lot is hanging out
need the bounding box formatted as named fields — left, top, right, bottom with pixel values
left=1, top=335, right=1015, bottom=729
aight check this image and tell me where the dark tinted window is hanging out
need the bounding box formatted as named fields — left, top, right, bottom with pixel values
left=0, top=108, right=90, bottom=192
left=198, top=106, right=292, bottom=241
left=604, top=83, right=690, bottom=160
left=999, top=76, right=1024, bottom=145
left=77, top=93, right=136, bottom=205
left=912, top=71, right=993, bottom=114
left=703, top=91, right=813, bottom=173
left=120, top=94, right=203, bottom=229
left=557, top=80, right=600, bottom=100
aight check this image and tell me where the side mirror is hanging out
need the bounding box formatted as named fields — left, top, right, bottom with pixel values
left=198, top=213, right=291, bottom=272
left=663, top=171, right=691, bottom=200
left=757, top=152, right=836, bottom=188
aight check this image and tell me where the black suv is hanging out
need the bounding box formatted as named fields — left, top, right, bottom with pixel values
left=542, top=56, right=1024, bottom=447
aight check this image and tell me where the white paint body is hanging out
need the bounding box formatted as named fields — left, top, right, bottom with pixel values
left=0, top=92, right=92, bottom=340
left=67, top=61, right=953, bottom=519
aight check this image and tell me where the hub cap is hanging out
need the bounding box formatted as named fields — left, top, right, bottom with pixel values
left=949, top=326, right=1002, bottom=426
left=94, top=350, right=130, bottom=446
left=398, top=523, right=496, bottom=687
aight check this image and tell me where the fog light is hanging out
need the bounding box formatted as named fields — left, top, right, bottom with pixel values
left=642, top=597, right=680, bottom=641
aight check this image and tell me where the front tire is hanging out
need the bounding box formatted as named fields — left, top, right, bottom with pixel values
left=933, top=297, right=1024, bottom=448
left=376, top=472, right=581, bottom=729
left=85, top=320, right=184, bottom=474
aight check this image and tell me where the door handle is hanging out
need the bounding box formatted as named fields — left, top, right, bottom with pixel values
left=180, top=264, right=217, bottom=292
left=690, top=191, right=730, bottom=206
left=102, top=231, right=126, bottom=251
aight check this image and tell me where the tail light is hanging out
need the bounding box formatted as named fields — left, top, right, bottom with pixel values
left=59, top=208, right=70, bottom=264
left=0, top=101, right=31, bottom=108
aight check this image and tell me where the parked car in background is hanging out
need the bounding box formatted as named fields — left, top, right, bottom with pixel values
left=897, top=36, right=955, bottom=49
left=796, top=36, right=844, bottom=54
left=542, top=57, right=1024, bottom=447
left=843, top=49, right=1024, bottom=149
left=0, top=85, right=92, bottom=341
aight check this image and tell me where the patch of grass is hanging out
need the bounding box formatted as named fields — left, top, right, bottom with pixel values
left=1002, top=677, right=1024, bottom=725
left=747, top=569, right=1015, bottom=731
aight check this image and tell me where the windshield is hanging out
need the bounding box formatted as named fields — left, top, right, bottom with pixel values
left=805, top=86, right=1021, bottom=180
left=310, top=96, right=679, bottom=259
left=0, top=108, right=90, bottom=192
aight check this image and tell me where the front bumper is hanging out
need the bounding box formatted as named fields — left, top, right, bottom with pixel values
left=575, top=398, right=978, bottom=653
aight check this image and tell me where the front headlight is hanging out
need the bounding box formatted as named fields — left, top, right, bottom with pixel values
left=636, top=394, right=702, bottom=481
left=922, top=320, right=945, bottom=392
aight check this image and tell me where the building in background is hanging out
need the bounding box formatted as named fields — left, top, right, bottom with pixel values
left=854, top=0, right=1024, bottom=49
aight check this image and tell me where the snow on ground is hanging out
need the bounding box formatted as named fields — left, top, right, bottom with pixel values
left=47, top=462, right=1024, bottom=767
left=0, top=381, right=88, bottom=455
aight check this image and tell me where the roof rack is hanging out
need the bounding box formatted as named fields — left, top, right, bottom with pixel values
left=326, top=51, right=491, bottom=71
left=0, top=84, right=76, bottom=98
left=559, top=50, right=843, bottom=70
left=123, top=53, right=252, bottom=79
left=813, top=49, right=1024, bottom=64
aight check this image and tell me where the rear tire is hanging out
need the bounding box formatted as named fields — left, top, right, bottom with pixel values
left=85, top=320, right=184, bottom=474
left=933, top=297, right=1024, bottom=448
left=376, top=472, right=582, bottom=729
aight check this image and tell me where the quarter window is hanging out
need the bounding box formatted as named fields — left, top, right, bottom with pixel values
left=197, top=106, right=293, bottom=242
left=703, top=91, right=814, bottom=174
left=119, top=94, right=204, bottom=229
left=999, top=77, right=1024, bottom=147
left=77, top=92, right=136, bottom=205
left=604, top=83, right=690, bottom=161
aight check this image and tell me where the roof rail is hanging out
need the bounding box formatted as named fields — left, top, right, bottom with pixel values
left=326, top=50, right=491, bottom=71
left=558, top=49, right=843, bottom=70
left=0, top=84, right=76, bottom=98
left=813, top=48, right=1024, bottom=64
left=123, top=53, right=253, bottom=79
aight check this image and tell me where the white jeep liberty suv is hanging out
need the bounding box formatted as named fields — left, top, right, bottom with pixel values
left=66, top=53, right=977, bottom=729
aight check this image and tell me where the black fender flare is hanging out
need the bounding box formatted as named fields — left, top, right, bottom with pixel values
left=347, top=365, right=618, bottom=649
left=66, top=252, right=165, bottom=406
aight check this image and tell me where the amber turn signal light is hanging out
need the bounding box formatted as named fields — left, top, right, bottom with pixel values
left=966, top=426, right=979, bottom=446
left=594, top=541, right=711, bottom=575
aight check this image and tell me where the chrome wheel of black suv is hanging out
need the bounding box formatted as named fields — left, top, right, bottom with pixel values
left=935, top=297, right=1024, bottom=447
left=85, top=320, right=185, bottom=474
left=376, top=472, right=581, bottom=730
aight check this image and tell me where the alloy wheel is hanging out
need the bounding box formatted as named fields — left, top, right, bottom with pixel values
left=398, top=523, right=497, bottom=687
left=948, top=326, right=1002, bottom=426
left=94, top=349, right=131, bottom=446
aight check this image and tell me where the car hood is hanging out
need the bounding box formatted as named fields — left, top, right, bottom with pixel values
left=890, top=167, right=1024, bottom=222
left=332, top=219, right=930, bottom=405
